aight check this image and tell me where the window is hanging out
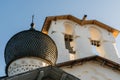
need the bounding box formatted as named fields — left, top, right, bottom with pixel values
left=90, top=40, right=100, bottom=47
left=64, top=34, right=75, bottom=53
left=89, top=27, right=101, bottom=47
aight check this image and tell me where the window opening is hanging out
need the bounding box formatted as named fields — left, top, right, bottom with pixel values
left=90, top=40, right=100, bottom=47
left=64, top=34, right=75, bottom=53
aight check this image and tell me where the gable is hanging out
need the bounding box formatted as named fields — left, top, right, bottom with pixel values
left=41, top=15, right=119, bottom=38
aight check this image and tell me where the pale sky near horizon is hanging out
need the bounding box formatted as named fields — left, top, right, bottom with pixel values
left=0, top=0, right=120, bottom=76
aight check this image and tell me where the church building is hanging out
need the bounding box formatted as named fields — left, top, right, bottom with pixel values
left=0, top=15, right=120, bottom=80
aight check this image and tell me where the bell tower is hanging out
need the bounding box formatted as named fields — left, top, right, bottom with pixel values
left=42, top=15, right=120, bottom=64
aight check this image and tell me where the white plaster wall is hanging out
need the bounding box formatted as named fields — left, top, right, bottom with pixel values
left=86, top=24, right=119, bottom=63
left=85, top=24, right=119, bottom=63
left=47, top=20, right=120, bottom=64
left=48, top=20, right=96, bottom=63
left=74, top=25, right=94, bottom=58
left=61, top=61, right=120, bottom=80
left=102, top=41, right=120, bottom=63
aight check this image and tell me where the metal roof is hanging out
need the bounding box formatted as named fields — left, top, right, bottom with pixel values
left=0, top=66, right=80, bottom=80
left=57, top=55, right=120, bottom=71
left=4, top=29, right=58, bottom=67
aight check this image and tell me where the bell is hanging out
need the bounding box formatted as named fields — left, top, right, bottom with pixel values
left=94, top=40, right=96, bottom=46
left=97, top=44, right=100, bottom=47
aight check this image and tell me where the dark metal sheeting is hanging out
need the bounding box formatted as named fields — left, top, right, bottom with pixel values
left=0, top=66, right=80, bottom=80
left=4, top=29, right=58, bottom=66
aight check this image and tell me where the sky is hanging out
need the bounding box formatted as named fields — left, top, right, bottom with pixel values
left=0, top=0, right=120, bottom=76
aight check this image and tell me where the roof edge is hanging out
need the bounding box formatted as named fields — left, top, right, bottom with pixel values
left=41, top=15, right=120, bottom=38
left=56, top=55, right=120, bottom=71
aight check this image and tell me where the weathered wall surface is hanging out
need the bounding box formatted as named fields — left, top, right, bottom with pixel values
left=48, top=20, right=120, bottom=63
left=61, top=61, right=120, bottom=80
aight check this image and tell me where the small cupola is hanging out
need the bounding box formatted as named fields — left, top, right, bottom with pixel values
left=4, top=16, right=58, bottom=76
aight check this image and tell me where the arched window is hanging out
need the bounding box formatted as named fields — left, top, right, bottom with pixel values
left=89, top=27, right=101, bottom=47
left=64, top=22, right=73, bottom=35
left=64, top=22, right=75, bottom=54
left=89, top=26, right=105, bottom=56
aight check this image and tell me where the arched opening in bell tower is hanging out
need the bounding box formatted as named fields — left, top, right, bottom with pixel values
left=89, top=27, right=105, bottom=57
left=64, top=22, right=76, bottom=60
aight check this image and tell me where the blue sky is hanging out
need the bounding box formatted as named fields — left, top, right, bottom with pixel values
left=0, top=0, right=120, bottom=76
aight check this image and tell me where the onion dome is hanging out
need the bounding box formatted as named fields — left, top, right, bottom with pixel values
left=4, top=28, right=58, bottom=66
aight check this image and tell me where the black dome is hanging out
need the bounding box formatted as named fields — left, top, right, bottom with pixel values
left=4, top=29, right=57, bottom=66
